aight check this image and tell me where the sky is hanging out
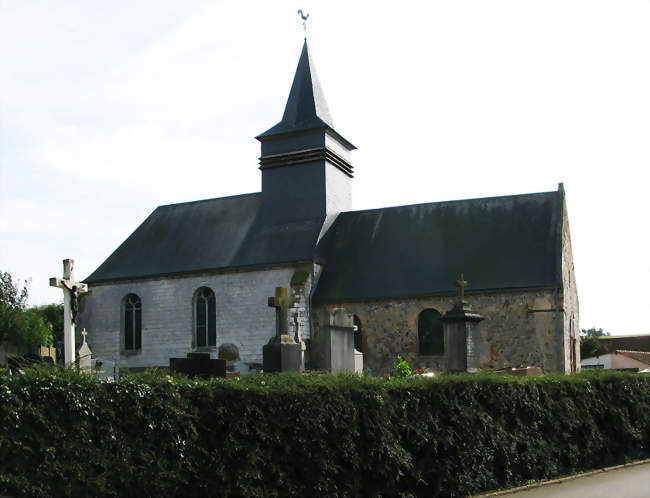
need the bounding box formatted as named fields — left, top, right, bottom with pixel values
left=0, top=0, right=648, bottom=335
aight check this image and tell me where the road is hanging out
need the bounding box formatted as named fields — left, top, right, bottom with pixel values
left=504, top=462, right=650, bottom=497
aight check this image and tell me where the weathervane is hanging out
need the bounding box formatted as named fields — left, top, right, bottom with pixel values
left=297, top=9, right=309, bottom=39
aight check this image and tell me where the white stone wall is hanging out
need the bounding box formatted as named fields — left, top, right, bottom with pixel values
left=79, top=265, right=313, bottom=369
left=325, top=163, right=352, bottom=215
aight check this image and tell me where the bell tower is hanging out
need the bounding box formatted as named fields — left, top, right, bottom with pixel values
left=256, top=41, right=356, bottom=225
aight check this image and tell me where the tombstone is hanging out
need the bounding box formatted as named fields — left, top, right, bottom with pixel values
left=49, top=259, right=88, bottom=367
left=292, top=310, right=307, bottom=365
left=354, top=349, right=364, bottom=374
left=218, top=343, right=240, bottom=370
left=290, top=270, right=309, bottom=368
left=169, top=352, right=227, bottom=378
left=76, top=328, right=92, bottom=372
left=91, top=357, right=118, bottom=381
left=313, top=308, right=358, bottom=373
left=262, top=286, right=303, bottom=373
left=441, top=274, right=484, bottom=372
left=351, top=317, right=364, bottom=373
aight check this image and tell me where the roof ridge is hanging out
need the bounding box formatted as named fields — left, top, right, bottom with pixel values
left=157, top=192, right=260, bottom=209
left=339, top=190, right=558, bottom=216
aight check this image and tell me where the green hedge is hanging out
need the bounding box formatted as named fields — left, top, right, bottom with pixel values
left=0, top=369, right=648, bottom=497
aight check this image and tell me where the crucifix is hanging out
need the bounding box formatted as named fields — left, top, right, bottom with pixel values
left=268, top=286, right=295, bottom=338
left=50, top=259, right=88, bottom=367
left=455, top=273, right=468, bottom=304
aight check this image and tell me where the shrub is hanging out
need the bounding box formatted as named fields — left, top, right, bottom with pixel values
left=0, top=369, right=648, bottom=497
left=0, top=271, right=55, bottom=348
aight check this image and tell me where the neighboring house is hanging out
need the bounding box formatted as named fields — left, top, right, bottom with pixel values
left=597, top=335, right=650, bottom=353
left=581, top=350, right=650, bottom=371
left=78, top=41, right=580, bottom=375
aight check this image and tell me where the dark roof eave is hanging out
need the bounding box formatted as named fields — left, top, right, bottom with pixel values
left=312, top=284, right=562, bottom=305
left=85, top=259, right=315, bottom=285
left=256, top=123, right=356, bottom=150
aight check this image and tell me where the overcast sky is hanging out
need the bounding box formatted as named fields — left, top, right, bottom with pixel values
left=1, top=1, right=648, bottom=335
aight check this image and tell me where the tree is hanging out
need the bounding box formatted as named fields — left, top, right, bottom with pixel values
left=579, top=327, right=612, bottom=359
left=580, top=336, right=602, bottom=359
left=0, top=271, right=53, bottom=348
left=32, top=303, right=64, bottom=345
left=581, top=327, right=611, bottom=337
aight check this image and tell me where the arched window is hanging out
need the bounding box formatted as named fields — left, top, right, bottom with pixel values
left=353, top=315, right=363, bottom=352
left=195, top=287, right=216, bottom=348
left=124, top=294, right=142, bottom=351
left=418, top=309, right=443, bottom=356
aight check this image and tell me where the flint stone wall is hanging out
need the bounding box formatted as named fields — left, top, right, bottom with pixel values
left=313, top=288, right=566, bottom=375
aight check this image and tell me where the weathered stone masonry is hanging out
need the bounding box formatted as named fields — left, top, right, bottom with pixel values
left=314, top=288, right=566, bottom=375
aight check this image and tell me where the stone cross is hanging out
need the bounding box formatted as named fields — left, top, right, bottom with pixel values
left=81, top=328, right=88, bottom=344
left=455, top=273, right=468, bottom=303
left=50, top=259, right=88, bottom=367
left=268, top=286, right=295, bottom=337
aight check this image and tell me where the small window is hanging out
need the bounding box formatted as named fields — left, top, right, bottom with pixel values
left=353, top=315, right=363, bottom=352
left=195, top=287, right=216, bottom=348
left=418, top=309, right=443, bottom=356
left=124, top=294, right=142, bottom=351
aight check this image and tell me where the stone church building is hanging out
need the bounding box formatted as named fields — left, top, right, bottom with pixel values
left=79, top=42, right=580, bottom=374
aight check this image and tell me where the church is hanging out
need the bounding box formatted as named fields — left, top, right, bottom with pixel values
left=79, top=41, right=580, bottom=375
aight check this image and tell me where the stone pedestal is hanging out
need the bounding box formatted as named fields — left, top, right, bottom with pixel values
left=441, top=301, right=484, bottom=373
left=262, top=335, right=303, bottom=373
left=313, top=308, right=357, bottom=373
left=354, top=349, right=364, bottom=374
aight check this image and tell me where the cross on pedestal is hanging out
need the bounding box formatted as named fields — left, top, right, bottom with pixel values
left=50, top=259, right=88, bottom=367
left=293, top=310, right=304, bottom=345
left=80, top=328, right=88, bottom=345
left=455, top=273, right=468, bottom=304
left=268, top=287, right=295, bottom=337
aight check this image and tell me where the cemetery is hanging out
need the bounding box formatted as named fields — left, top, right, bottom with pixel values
left=0, top=7, right=646, bottom=497
left=1, top=263, right=649, bottom=496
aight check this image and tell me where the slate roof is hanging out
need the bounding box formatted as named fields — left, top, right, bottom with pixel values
left=85, top=193, right=324, bottom=283
left=312, top=191, right=562, bottom=302
left=257, top=41, right=334, bottom=139
left=88, top=189, right=564, bottom=298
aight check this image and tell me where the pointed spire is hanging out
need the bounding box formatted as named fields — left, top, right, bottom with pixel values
left=257, top=41, right=334, bottom=138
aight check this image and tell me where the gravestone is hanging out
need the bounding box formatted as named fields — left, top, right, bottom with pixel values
left=313, top=308, right=359, bottom=373
left=262, top=286, right=303, bottom=373
left=76, top=328, right=92, bottom=372
left=169, top=352, right=227, bottom=378
left=293, top=310, right=307, bottom=366
left=354, top=349, right=364, bottom=374
left=49, top=259, right=88, bottom=367
left=441, top=274, right=484, bottom=372
left=218, top=343, right=240, bottom=369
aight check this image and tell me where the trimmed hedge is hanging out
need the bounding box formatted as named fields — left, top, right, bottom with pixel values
left=0, top=369, right=648, bottom=497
